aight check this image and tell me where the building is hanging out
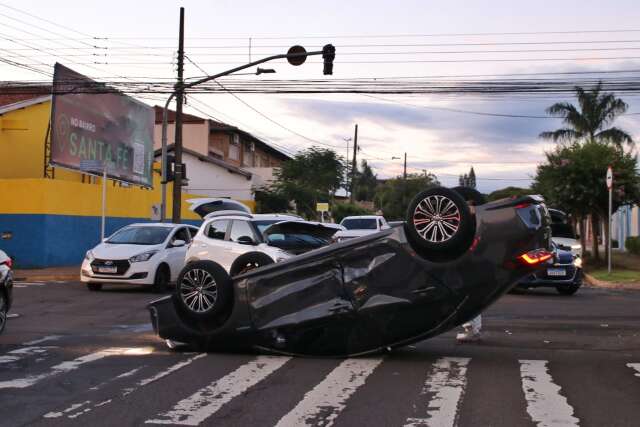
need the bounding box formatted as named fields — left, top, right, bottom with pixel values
left=0, top=90, right=203, bottom=267
left=612, top=204, right=640, bottom=250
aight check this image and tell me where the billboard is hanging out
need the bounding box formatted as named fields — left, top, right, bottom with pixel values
left=51, top=63, right=155, bottom=187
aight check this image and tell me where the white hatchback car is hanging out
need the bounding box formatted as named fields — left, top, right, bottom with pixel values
left=81, top=223, right=199, bottom=292
left=333, top=215, right=390, bottom=242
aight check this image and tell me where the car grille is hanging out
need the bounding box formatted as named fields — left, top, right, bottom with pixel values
left=90, top=259, right=130, bottom=275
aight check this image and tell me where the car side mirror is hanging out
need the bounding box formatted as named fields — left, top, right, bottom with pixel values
left=237, top=236, right=256, bottom=245
left=172, top=239, right=186, bottom=248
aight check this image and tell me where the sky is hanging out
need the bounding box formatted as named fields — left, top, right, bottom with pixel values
left=2, top=0, right=640, bottom=192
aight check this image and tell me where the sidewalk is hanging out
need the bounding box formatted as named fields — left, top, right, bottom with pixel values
left=13, top=266, right=80, bottom=282
left=584, top=273, right=640, bottom=291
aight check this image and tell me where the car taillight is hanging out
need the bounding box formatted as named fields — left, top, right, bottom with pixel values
left=518, top=249, right=553, bottom=266
left=2, top=258, right=12, bottom=269
left=515, top=202, right=531, bottom=209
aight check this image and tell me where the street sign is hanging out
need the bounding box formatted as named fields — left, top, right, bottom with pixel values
left=79, top=159, right=104, bottom=172
left=606, top=166, right=613, bottom=189
left=316, top=202, right=329, bottom=212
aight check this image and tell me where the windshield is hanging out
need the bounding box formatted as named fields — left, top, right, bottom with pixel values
left=252, top=220, right=281, bottom=236
left=551, top=223, right=576, bottom=239
left=106, top=226, right=172, bottom=245
left=341, top=218, right=377, bottom=230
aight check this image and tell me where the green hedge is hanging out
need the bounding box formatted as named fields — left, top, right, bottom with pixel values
left=626, top=236, right=640, bottom=255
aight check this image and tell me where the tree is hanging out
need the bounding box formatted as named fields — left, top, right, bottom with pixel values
left=539, top=82, right=634, bottom=149
left=537, top=83, right=637, bottom=262
left=533, top=141, right=640, bottom=261
left=354, top=160, right=377, bottom=201
left=487, top=186, right=531, bottom=202
left=374, top=173, right=440, bottom=220
left=268, top=147, right=345, bottom=218
left=458, top=166, right=476, bottom=189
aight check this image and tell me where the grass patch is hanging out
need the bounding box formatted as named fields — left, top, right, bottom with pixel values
left=589, top=269, right=640, bottom=283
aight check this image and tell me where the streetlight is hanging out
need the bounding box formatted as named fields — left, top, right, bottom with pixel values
left=160, top=44, right=336, bottom=221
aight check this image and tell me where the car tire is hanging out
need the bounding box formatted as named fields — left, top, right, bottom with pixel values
left=452, top=186, right=487, bottom=206
left=405, top=187, right=475, bottom=258
left=175, top=261, right=232, bottom=319
left=230, top=252, right=275, bottom=276
left=0, top=291, right=7, bottom=334
left=152, top=264, right=170, bottom=293
left=87, top=283, right=103, bottom=291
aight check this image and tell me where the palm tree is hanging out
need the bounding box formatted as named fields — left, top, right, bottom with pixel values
left=540, top=82, right=633, bottom=149
left=540, top=82, right=634, bottom=263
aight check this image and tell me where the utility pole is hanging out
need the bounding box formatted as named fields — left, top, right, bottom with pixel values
left=350, top=124, right=358, bottom=202
left=403, top=152, right=407, bottom=207
left=172, top=7, right=185, bottom=223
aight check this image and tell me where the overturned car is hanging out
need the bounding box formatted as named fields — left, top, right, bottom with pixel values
left=148, top=187, right=552, bottom=357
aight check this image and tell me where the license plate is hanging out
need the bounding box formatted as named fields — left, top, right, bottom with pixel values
left=547, top=268, right=566, bottom=277
left=97, top=266, right=117, bottom=273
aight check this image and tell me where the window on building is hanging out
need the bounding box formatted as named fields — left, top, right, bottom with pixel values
left=228, top=134, right=240, bottom=161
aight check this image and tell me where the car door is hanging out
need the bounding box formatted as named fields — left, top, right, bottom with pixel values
left=197, top=219, right=235, bottom=272
left=165, top=227, right=191, bottom=281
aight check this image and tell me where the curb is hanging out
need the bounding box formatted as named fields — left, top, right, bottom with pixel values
left=583, top=273, right=640, bottom=291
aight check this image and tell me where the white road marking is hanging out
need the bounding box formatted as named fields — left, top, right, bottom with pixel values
left=404, top=357, right=471, bottom=427
left=146, top=356, right=290, bottom=426
left=23, top=335, right=63, bottom=345
left=0, top=347, right=151, bottom=389
left=0, top=346, right=57, bottom=364
left=45, top=353, right=207, bottom=421
left=627, top=363, right=640, bottom=377
left=519, top=360, right=580, bottom=427
left=275, top=358, right=384, bottom=427
left=13, top=282, right=46, bottom=286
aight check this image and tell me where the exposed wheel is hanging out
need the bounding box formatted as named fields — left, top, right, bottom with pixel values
left=175, top=261, right=232, bottom=319
left=230, top=252, right=275, bottom=276
left=405, top=187, right=475, bottom=256
left=152, top=265, right=170, bottom=293
left=556, top=283, right=581, bottom=295
left=87, top=283, right=103, bottom=291
left=0, top=292, right=7, bottom=334
left=452, top=186, right=487, bottom=206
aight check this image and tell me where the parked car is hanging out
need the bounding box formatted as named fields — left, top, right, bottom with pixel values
left=148, top=187, right=552, bottom=356
left=549, top=208, right=582, bottom=257
left=516, top=242, right=583, bottom=295
left=333, top=215, right=390, bottom=241
left=81, top=223, right=199, bottom=292
left=183, top=212, right=342, bottom=278
left=0, top=250, right=13, bottom=334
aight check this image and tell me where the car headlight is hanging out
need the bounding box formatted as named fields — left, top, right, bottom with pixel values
left=573, top=256, right=583, bottom=269
left=85, top=250, right=94, bottom=261
left=571, top=244, right=581, bottom=251
left=276, top=257, right=287, bottom=263
left=129, top=251, right=158, bottom=263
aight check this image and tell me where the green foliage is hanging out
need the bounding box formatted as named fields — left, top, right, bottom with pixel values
left=272, top=147, right=345, bottom=218
left=626, top=236, right=640, bottom=255
left=532, top=141, right=640, bottom=218
left=459, top=166, right=477, bottom=189
left=253, top=187, right=290, bottom=214
left=354, top=160, right=377, bottom=201
left=487, top=186, right=532, bottom=202
left=331, top=202, right=373, bottom=223
left=374, top=173, right=440, bottom=220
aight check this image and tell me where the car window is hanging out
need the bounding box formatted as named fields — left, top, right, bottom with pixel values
left=206, top=220, right=229, bottom=240
left=230, top=220, right=256, bottom=242
left=341, top=218, right=377, bottom=230
left=188, top=227, right=199, bottom=238
left=378, top=219, right=383, bottom=229
left=172, top=227, right=191, bottom=244
left=106, top=226, right=172, bottom=245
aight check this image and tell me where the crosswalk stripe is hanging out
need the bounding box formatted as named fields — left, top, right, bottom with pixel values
left=628, top=363, right=640, bottom=377
left=519, top=360, right=580, bottom=427
left=404, top=357, right=471, bottom=427
left=44, top=353, right=206, bottom=420
left=274, top=358, right=384, bottom=427
left=23, top=335, right=63, bottom=346
left=146, top=355, right=290, bottom=426
left=0, top=346, right=153, bottom=390
left=0, top=346, right=58, bottom=365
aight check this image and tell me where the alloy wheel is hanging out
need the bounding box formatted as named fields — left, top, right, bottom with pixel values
left=180, top=269, right=218, bottom=313
left=413, top=195, right=461, bottom=243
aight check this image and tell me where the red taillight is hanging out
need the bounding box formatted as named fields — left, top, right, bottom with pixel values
left=2, top=258, right=12, bottom=269
left=518, top=249, right=553, bottom=266
left=515, top=202, right=531, bottom=209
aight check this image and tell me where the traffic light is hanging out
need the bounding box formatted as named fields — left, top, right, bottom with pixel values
left=163, top=154, right=175, bottom=183
left=322, top=44, right=335, bottom=75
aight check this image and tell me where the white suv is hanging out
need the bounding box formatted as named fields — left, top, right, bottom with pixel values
left=185, top=211, right=341, bottom=276
left=333, top=215, right=390, bottom=242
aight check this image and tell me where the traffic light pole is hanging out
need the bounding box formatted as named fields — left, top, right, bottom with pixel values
left=159, top=36, right=334, bottom=221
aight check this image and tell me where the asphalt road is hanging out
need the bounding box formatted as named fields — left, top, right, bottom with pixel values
left=1, top=280, right=639, bottom=427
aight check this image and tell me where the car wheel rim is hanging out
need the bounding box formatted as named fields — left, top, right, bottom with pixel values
left=413, top=195, right=461, bottom=243
left=180, top=269, right=218, bottom=313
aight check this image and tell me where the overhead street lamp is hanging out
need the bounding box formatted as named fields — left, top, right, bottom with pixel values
left=160, top=44, right=336, bottom=222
